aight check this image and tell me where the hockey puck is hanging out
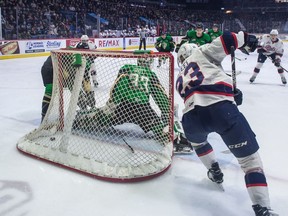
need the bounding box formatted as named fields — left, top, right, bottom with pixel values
left=50, top=137, right=56, bottom=141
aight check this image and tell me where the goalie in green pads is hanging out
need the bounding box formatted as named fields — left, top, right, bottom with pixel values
left=73, top=57, right=193, bottom=151
left=73, top=58, right=170, bottom=145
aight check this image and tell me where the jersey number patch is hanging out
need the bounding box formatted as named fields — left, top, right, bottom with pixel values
left=129, top=73, right=149, bottom=93
left=176, top=62, right=204, bottom=98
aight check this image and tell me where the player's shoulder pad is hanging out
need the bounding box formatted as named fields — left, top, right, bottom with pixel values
left=88, top=41, right=97, bottom=49
left=187, top=30, right=195, bottom=37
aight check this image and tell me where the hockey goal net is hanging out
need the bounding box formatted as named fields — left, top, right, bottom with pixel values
left=17, top=49, right=174, bottom=182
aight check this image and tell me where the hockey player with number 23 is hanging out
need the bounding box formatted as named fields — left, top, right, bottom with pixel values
left=176, top=31, right=278, bottom=216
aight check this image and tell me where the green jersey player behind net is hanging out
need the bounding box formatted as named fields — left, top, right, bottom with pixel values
left=73, top=57, right=170, bottom=145
left=62, top=50, right=96, bottom=110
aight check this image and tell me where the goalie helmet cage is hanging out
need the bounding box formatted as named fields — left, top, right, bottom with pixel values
left=17, top=49, right=174, bottom=182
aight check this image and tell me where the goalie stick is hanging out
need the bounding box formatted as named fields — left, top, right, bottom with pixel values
left=110, top=126, right=135, bottom=153
left=122, top=138, right=135, bottom=153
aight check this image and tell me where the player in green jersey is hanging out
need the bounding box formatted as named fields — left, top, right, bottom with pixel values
left=73, top=58, right=170, bottom=144
left=175, top=22, right=211, bottom=53
left=154, top=32, right=175, bottom=67
left=207, top=23, right=223, bottom=41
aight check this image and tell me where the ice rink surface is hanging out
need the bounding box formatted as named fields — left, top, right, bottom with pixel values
left=1, top=45, right=288, bottom=216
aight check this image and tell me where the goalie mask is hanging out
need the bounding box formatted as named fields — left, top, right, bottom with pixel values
left=137, top=58, right=154, bottom=69
left=177, top=43, right=198, bottom=64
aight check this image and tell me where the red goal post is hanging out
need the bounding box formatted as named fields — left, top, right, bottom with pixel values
left=17, top=49, right=174, bottom=182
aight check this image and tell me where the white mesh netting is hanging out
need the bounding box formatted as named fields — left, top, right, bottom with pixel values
left=17, top=49, right=174, bottom=181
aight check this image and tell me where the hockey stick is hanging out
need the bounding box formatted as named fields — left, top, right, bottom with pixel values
left=225, top=70, right=241, bottom=77
left=111, top=126, right=135, bottom=153
left=231, top=46, right=237, bottom=92
left=281, top=66, right=288, bottom=73
left=266, top=55, right=288, bottom=73
left=183, top=20, right=196, bottom=28
left=122, top=138, right=135, bottom=153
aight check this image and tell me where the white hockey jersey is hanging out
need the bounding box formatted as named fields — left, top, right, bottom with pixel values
left=176, top=31, right=246, bottom=114
left=258, top=34, right=284, bottom=57
left=74, top=41, right=97, bottom=50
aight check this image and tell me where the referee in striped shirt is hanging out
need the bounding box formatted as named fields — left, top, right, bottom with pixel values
left=139, top=26, right=147, bottom=50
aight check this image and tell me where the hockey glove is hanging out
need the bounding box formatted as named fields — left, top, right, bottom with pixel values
left=175, top=39, right=188, bottom=53
left=239, top=33, right=258, bottom=55
left=155, top=42, right=161, bottom=51
left=274, top=58, right=281, bottom=67
left=234, top=88, right=243, bottom=106
left=257, top=47, right=266, bottom=54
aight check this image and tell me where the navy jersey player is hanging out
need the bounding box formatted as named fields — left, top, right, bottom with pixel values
left=176, top=32, right=278, bottom=216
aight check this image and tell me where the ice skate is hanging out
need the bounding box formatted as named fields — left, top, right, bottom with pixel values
left=173, top=133, right=193, bottom=154
left=250, top=75, right=257, bottom=83
left=207, top=162, right=224, bottom=190
left=281, top=76, right=287, bottom=85
left=252, top=204, right=279, bottom=216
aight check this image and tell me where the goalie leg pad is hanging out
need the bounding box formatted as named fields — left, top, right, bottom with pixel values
left=73, top=108, right=110, bottom=131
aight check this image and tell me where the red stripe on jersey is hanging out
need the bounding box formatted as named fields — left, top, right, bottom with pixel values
left=197, top=149, right=213, bottom=157
left=215, top=81, right=233, bottom=88
left=232, top=33, right=238, bottom=48
left=220, top=36, right=229, bottom=55
left=246, top=183, right=268, bottom=188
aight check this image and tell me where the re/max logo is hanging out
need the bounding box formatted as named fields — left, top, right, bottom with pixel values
left=98, top=40, right=120, bottom=47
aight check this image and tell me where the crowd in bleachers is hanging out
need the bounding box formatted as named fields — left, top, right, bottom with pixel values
left=0, top=0, right=288, bottom=40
